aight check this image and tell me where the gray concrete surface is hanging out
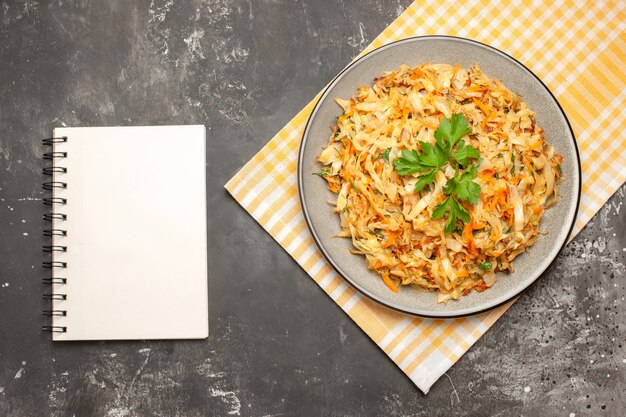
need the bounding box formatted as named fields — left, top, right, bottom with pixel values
left=0, top=1, right=624, bottom=416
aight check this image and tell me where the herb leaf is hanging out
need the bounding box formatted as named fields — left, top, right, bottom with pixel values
left=415, top=168, right=438, bottom=192
left=313, top=167, right=330, bottom=177
left=452, top=139, right=480, bottom=167
left=444, top=209, right=457, bottom=234
left=375, top=148, right=391, bottom=162
left=432, top=196, right=451, bottom=219
left=393, top=142, right=446, bottom=176
left=434, top=114, right=472, bottom=153
left=478, top=261, right=493, bottom=270
left=456, top=178, right=481, bottom=205
left=393, top=142, right=446, bottom=191
left=417, top=141, right=447, bottom=168
left=432, top=196, right=470, bottom=234
left=393, top=150, right=429, bottom=175
left=444, top=164, right=481, bottom=204
left=381, top=148, right=391, bottom=162
left=451, top=196, right=470, bottom=223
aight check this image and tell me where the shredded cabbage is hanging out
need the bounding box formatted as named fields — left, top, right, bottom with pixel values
left=317, top=64, right=563, bottom=302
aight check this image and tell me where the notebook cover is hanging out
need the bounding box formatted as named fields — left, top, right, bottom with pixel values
left=48, top=125, right=208, bottom=341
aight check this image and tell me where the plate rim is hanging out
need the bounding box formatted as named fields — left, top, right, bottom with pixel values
left=297, top=35, right=582, bottom=318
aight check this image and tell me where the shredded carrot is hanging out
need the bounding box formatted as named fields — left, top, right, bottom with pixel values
left=473, top=97, right=492, bottom=116
left=467, top=84, right=485, bottom=92
left=381, top=271, right=399, bottom=292
left=489, top=188, right=508, bottom=211
left=554, top=154, right=564, bottom=164
left=328, top=182, right=341, bottom=193
left=375, top=163, right=383, bottom=176
left=455, top=269, right=469, bottom=278
left=463, top=218, right=479, bottom=255
left=478, top=169, right=495, bottom=182
left=382, top=231, right=399, bottom=248
left=511, top=174, right=525, bottom=185
left=502, top=209, right=514, bottom=226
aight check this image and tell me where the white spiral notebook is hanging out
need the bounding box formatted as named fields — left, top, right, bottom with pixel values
left=43, top=125, right=209, bottom=341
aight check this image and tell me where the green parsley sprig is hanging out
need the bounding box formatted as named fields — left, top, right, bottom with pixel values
left=393, top=141, right=447, bottom=192
left=393, top=114, right=482, bottom=234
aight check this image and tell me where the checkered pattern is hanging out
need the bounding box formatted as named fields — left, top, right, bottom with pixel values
left=225, top=0, right=626, bottom=393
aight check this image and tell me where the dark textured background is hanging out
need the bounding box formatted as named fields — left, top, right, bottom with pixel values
left=0, top=1, right=624, bottom=416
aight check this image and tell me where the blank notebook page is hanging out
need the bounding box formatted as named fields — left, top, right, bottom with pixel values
left=50, top=125, right=208, bottom=340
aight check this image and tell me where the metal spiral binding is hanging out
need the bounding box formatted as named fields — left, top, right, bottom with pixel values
left=43, top=229, right=67, bottom=237
left=42, top=310, right=67, bottom=316
left=43, top=213, right=67, bottom=221
left=42, top=245, right=67, bottom=253
left=42, top=136, right=68, bottom=334
left=43, top=167, right=67, bottom=175
left=42, top=278, right=67, bottom=284
left=42, top=293, right=67, bottom=300
left=42, top=182, right=67, bottom=190
left=42, top=261, right=67, bottom=268
left=43, top=152, right=67, bottom=160
left=43, top=197, right=67, bottom=206
left=42, top=326, right=67, bottom=333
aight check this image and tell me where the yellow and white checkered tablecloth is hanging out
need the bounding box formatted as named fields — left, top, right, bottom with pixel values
left=226, top=0, right=626, bottom=393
